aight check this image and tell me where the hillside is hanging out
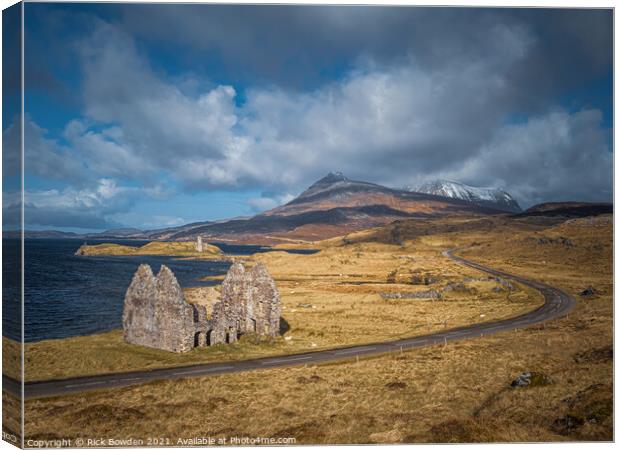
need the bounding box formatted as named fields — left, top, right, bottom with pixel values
left=164, top=173, right=513, bottom=243
left=17, top=173, right=531, bottom=245
left=517, top=202, right=613, bottom=218
left=410, top=179, right=521, bottom=213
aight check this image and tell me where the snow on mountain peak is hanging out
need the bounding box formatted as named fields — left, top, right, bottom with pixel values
left=409, top=179, right=522, bottom=213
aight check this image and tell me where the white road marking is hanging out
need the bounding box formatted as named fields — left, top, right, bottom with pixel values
left=444, top=331, right=467, bottom=337
left=119, top=377, right=143, bottom=382
left=64, top=381, right=106, bottom=389
left=261, top=356, right=313, bottom=365
left=172, top=366, right=234, bottom=376
left=334, top=346, right=376, bottom=355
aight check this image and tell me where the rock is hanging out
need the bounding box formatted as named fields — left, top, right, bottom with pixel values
left=380, top=290, right=441, bottom=300
left=74, top=243, right=87, bottom=256
left=443, top=282, right=471, bottom=293
left=297, top=303, right=313, bottom=308
left=536, top=236, right=573, bottom=247
left=297, top=375, right=323, bottom=384
left=579, top=286, right=597, bottom=297
left=410, top=274, right=437, bottom=285
left=510, top=371, right=552, bottom=388
left=559, top=383, right=612, bottom=431
left=573, top=345, right=613, bottom=364
left=550, top=415, right=585, bottom=436
left=492, top=277, right=515, bottom=291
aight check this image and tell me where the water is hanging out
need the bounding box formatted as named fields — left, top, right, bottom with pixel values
left=2, top=239, right=317, bottom=342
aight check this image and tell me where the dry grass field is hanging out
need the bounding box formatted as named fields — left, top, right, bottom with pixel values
left=14, top=237, right=540, bottom=382
left=19, top=214, right=613, bottom=443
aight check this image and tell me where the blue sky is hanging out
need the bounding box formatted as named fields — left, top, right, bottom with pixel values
left=2, top=4, right=613, bottom=232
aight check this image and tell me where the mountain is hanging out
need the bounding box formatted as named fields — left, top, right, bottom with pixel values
left=87, top=227, right=145, bottom=238
left=14, top=173, right=524, bottom=245
left=410, top=179, right=521, bottom=213
left=163, top=172, right=514, bottom=244
left=5, top=230, right=81, bottom=239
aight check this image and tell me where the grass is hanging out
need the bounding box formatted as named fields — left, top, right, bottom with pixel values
left=18, top=240, right=540, bottom=381
left=24, top=304, right=612, bottom=443
left=75, top=241, right=224, bottom=258
left=18, top=213, right=613, bottom=443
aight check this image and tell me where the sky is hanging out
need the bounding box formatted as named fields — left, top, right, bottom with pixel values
left=2, top=4, right=614, bottom=232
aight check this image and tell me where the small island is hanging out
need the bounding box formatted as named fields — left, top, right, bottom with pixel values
left=74, top=236, right=224, bottom=259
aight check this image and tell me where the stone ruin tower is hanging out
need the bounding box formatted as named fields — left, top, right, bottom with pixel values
left=195, top=236, right=203, bottom=253
left=123, top=264, right=195, bottom=353
left=122, top=261, right=281, bottom=352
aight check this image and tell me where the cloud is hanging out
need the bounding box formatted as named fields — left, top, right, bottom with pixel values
left=73, top=21, right=535, bottom=188
left=107, top=212, right=186, bottom=230
left=4, top=178, right=167, bottom=229
left=3, top=116, right=85, bottom=182
left=118, top=6, right=611, bottom=96
left=14, top=9, right=613, bottom=228
left=247, top=193, right=296, bottom=213
left=435, top=109, right=613, bottom=205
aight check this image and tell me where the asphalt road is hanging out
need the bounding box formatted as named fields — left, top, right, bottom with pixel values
left=4, top=249, right=575, bottom=399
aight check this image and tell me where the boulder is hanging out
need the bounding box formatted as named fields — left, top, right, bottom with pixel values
left=580, top=286, right=597, bottom=297
left=510, top=371, right=552, bottom=388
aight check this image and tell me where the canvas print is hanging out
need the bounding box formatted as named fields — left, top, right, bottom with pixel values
left=2, top=2, right=613, bottom=446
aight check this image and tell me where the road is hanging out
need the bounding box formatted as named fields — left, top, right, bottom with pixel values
left=4, top=249, right=575, bottom=399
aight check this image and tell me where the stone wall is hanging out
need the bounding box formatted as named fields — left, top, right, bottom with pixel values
left=123, top=264, right=195, bottom=353
left=123, top=261, right=281, bottom=352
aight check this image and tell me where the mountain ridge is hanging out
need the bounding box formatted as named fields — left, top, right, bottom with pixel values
left=15, top=173, right=597, bottom=244
left=410, top=179, right=522, bottom=213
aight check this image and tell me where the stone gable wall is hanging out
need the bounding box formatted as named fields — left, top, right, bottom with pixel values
left=123, top=261, right=281, bottom=352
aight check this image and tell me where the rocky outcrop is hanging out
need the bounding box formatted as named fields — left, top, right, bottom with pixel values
left=123, top=261, right=281, bottom=352
left=74, top=243, right=88, bottom=256
left=510, top=371, right=552, bottom=388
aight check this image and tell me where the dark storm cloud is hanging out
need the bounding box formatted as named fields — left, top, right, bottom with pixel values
left=119, top=6, right=611, bottom=99
left=16, top=4, right=613, bottom=227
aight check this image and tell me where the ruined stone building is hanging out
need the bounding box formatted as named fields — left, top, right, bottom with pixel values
left=122, top=261, right=281, bottom=353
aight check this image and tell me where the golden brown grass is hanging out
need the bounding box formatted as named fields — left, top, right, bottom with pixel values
left=21, top=214, right=612, bottom=443
left=3, top=392, right=21, bottom=443
left=3, top=337, right=22, bottom=381
left=25, top=304, right=611, bottom=443
left=21, top=239, right=539, bottom=381
left=76, top=241, right=223, bottom=258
